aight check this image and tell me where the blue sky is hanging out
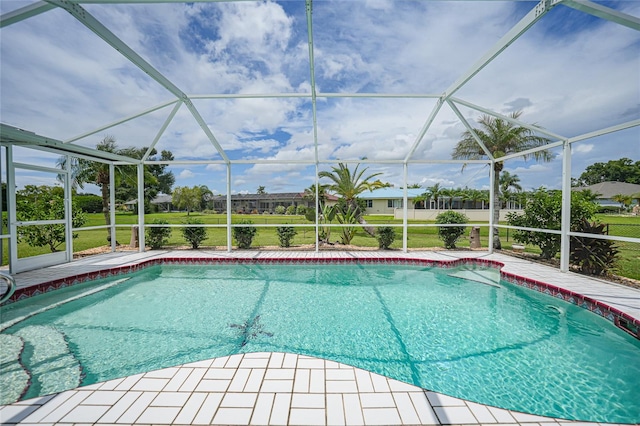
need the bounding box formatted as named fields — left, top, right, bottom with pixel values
left=1, top=0, right=638, bottom=197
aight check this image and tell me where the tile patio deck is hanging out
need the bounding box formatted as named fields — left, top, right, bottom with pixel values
left=1, top=250, right=639, bottom=425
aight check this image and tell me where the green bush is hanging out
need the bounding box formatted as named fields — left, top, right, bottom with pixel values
left=182, top=218, right=208, bottom=249
left=146, top=219, right=171, bottom=249
left=596, top=205, right=619, bottom=214
left=506, top=188, right=597, bottom=259
left=296, top=205, right=307, bottom=215
left=435, top=211, right=468, bottom=249
left=16, top=185, right=86, bottom=252
left=276, top=225, right=297, bottom=248
left=274, top=205, right=286, bottom=215
left=570, top=218, right=619, bottom=276
left=286, top=205, right=296, bottom=215
left=74, top=194, right=103, bottom=213
left=305, top=208, right=316, bottom=222
left=233, top=220, right=257, bottom=249
left=376, top=226, right=396, bottom=249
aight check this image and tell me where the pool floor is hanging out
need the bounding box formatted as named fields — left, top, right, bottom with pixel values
left=1, top=250, right=639, bottom=425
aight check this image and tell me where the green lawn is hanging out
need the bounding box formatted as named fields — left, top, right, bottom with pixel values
left=3, top=212, right=639, bottom=280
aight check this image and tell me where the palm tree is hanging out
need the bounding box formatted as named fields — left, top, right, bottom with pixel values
left=452, top=111, right=552, bottom=248
left=424, top=183, right=443, bottom=209
left=611, top=193, right=632, bottom=213
left=57, top=136, right=124, bottom=227
left=499, top=171, right=522, bottom=209
left=303, top=183, right=329, bottom=209
left=319, top=163, right=385, bottom=236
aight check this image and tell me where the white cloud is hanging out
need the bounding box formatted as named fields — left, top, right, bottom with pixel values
left=1, top=1, right=637, bottom=194
left=178, top=169, right=195, bottom=179
left=572, top=143, right=594, bottom=154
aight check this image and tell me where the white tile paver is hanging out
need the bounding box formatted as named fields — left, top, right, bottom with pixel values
left=3, top=250, right=638, bottom=426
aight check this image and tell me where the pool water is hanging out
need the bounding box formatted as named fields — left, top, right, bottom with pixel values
left=1, top=263, right=639, bottom=423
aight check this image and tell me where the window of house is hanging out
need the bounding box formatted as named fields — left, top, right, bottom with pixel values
left=388, top=199, right=403, bottom=208
left=366, top=200, right=373, bottom=208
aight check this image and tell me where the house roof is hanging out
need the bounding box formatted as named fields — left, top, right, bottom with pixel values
left=573, top=181, right=640, bottom=199
left=150, top=194, right=173, bottom=204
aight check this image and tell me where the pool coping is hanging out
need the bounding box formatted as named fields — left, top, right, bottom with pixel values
left=1, top=250, right=639, bottom=425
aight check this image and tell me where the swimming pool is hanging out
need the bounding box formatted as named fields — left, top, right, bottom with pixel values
left=1, top=259, right=639, bottom=423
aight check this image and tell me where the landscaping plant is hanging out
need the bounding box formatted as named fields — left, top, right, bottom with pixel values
left=435, top=211, right=468, bottom=249
left=570, top=218, right=619, bottom=276
left=182, top=218, right=208, bottom=249
left=506, top=188, right=597, bottom=259
left=233, top=220, right=257, bottom=249
left=276, top=225, right=297, bottom=248
left=146, top=219, right=171, bottom=249
left=376, top=226, right=396, bottom=249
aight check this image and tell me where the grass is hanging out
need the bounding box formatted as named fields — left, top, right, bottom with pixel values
left=3, top=211, right=639, bottom=280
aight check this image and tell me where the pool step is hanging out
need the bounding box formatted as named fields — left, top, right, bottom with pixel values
left=0, top=334, right=30, bottom=405
left=13, top=325, right=82, bottom=401
left=448, top=269, right=502, bottom=288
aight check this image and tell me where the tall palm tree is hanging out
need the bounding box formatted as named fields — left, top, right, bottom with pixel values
left=424, top=183, right=443, bottom=209
left=499, top=171, right=522, bottom=209
left=303, top=183, right=329, bottom=209
left=319, top=163, right=385, bottom=236
left=452, top=111, right=552, bottom=248
left=57, top=136, right=123, bottom=227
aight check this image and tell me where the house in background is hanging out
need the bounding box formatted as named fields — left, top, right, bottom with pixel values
left=573, top=181, right=640, bottom=208
left=359, top=188, right=422, bottom=215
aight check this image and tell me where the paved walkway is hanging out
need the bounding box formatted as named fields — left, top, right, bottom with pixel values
left=1, top=250, right=639, bottom=425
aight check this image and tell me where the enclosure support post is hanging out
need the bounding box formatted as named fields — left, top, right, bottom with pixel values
left=137, top=164, right=145, bottom=252
left=315, top=164, right=319, bottom=253
left=560, top=140, right=571, bottom=272
left=109, top=163, right=116, bottom=252
left=226, top=164, right=232, bottom=252
left=7, top=146, right=16, bottom=273
left=488, top=164, right=496, bottom=254
left=402, top=163, right=408, bottom=252
left=64, top=155, right=73, bottom=262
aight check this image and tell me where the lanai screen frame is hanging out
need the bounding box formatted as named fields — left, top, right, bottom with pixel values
left=0, top=0, right=639, bottom=274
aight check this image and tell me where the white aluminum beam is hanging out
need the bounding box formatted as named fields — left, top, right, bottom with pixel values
left=451, top=97, right=566, bottom=141
left=447, top=99, right=494, bottom=160
left=560, top=140, right=571, bottom=272
left=305, top=0, right=320, bottom=166
left=0, top=1, right=55, bottom=28
left=496, top=140, right=564, bottom=162
left=561, top=0, right=640, bottom=31
left=46, top=0, right=230, bottom=163
left=143, top=101, right=183, bottom=161
left=64, top=99, right=178, bottom=144
left=1, top=124, right=140, bottom=164
left=443, top=0, right=559, bottom=99
left=404, top=98, right=444, bottom=162
left=568, top=119, right=640, bottom=144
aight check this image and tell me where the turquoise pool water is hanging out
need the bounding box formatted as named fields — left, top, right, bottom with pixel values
left=1, top=263, right=639, bottom=422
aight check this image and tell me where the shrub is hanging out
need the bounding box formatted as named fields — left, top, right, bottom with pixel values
left=233, top=220, right=257, bottom=249
left=74, top=194, right=103, bottom=213
left=202, top=209, right=217, bottom=215
left=596, top=205, right=619, bottom=214
left=570, top=218, right=619, bottom=276
left=146, top=219, right=171, bottom=249
left=376, top=226, right=396, bottom=249
left=182, top=218, right=208, bottom=249
left=506, top=188, right=597, bottom=259
left=305, top=207, right=316, bottom=222
left=296, top=205, right=307, bottom=215
left=435, top=211, right=468, bottom=249
left=276, top=225, right=297, bottom=248
left=286, top=205, right=296, bottom=215
left=274, top=205, right=286, bottom=215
